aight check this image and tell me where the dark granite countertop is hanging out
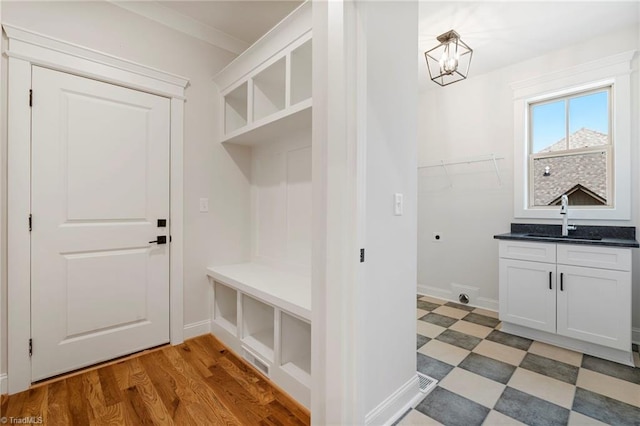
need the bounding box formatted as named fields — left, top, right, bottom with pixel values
left=494, top=224, right=639, bottom=248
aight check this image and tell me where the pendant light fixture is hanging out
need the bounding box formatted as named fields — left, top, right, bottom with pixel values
left=424, top=30, right=473, bottom=87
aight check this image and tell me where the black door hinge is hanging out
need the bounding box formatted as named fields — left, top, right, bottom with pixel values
left=360, top=248, right=365, bottom=263
left=29, top=89, right=32, bottom=107
left=28, top=214, right=32, bottom=232
left=29, top=338, right=32, bottom=357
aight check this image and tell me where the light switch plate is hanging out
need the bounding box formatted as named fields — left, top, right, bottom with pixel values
left=394, top=193, right=403, bottom=216
left=199, top=198, right=209, bottom=213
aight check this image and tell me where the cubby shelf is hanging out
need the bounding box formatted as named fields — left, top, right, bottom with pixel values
left=218, top=32, right=312, bottom=146
left=223, top=82, right=248, bottom=134
left=290, top=39, right=312, bottom=105
left=213, top=282, right=238, bottom=335
left=221, top=98, right=312, bottom=146
left=253, top=57, right=286, bottom=121
left=280, top=311, right=311, bottom=387
left=242, top=294, right=276, bottom=361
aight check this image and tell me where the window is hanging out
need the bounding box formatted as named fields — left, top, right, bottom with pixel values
left=529, top=87, right=612, bottom=208
left=512, top=51, right=632, bottom=221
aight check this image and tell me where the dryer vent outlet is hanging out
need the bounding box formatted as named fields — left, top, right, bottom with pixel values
left=458, top=293, right=470, bottom=304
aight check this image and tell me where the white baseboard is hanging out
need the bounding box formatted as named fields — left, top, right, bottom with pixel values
left=365, top=375, right=421, bottom=426
left=502, top=322, right=635, bottom=367
left=1, top=373, right=7, bottom=395
left=183, top=319, right=211, bottom=340
left=417, top=284, right=451, bottom=301
left=477, top=297, right=499, bottom=312
left=633, top=327, right=640, bottom=346
left=417, top=284, right=499, bottom=312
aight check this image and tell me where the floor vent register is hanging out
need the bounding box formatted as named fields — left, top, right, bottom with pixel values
left=417, top=372, right=438, bottom=394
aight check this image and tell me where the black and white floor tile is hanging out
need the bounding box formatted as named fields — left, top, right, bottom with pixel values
left=398, top=295, right=640, bottom=426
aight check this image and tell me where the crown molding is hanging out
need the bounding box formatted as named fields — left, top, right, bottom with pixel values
left=109, top=1, right=249, bottom=55
left=3, top=24, right=189, bottom=98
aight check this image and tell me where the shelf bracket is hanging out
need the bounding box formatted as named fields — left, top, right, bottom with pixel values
left=441, top=160, right=452, bottom=187
left=492, top=154, right=503, bottom=186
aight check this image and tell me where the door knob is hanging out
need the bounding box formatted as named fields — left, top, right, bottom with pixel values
left=149, top=236, right=167, bottom=245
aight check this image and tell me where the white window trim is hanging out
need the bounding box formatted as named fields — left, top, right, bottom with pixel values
left=511, top=50, right=635, bottom=220
left=3, top=24, right=188, bottom=394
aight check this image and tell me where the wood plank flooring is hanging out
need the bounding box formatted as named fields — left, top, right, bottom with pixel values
left=0, top=334, right=310, bottom=425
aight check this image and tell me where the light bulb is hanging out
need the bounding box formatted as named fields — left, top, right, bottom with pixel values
left=439, top=43, right=459, bottom=75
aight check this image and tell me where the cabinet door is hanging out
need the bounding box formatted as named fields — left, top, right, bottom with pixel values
left=556, top=265, right=631, bottom=351
left=499, top=259, right=556, bottom=333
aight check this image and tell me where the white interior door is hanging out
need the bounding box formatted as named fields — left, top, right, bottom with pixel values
left=30, top=66, right=171, bottom=381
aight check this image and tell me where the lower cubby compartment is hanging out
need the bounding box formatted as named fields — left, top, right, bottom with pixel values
left=207, top=264, right=311, bottom=409
left=213, top=281, right=237, bottom=334
left=280, top=312, right=311, bottom=387
left=242, top=294, right=275, bottom=361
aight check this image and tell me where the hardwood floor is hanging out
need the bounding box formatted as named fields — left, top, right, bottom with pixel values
left=0, top=335, right=310, bottom=425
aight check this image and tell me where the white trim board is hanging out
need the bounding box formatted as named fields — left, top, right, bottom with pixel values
left=511, top=50, right=635, bottom=221
left=364, top=375, right=422, bottom=426
left=108, top=1, right=249, bottom=55
left=2, top=24, right=189, bottom=98
left=417, top=289, right=640, bottom=349
left=213, top=1, right=311, bottom=91
left=417, top=285, right=499, bottom=312
left=4, top=24, right=186, bottom=395
left=183, top=320, right=212, bottom=341
left=0, top=374, right=7, bottom=395
left=502, top=322, right=635, bottom=367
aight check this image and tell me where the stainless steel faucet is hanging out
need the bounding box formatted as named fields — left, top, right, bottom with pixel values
left=560, top=195, right=576, bottom=236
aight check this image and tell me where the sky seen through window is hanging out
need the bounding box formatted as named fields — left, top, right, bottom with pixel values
left=531, top=90, right=608, bottom=153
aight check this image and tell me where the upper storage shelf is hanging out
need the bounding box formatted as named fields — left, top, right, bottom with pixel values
left=213, top=2, right=312, bottom=146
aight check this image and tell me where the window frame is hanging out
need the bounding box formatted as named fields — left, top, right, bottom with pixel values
left=512, top=51, right=633, bottom=221
left=527, top=85, right=613, bottom=209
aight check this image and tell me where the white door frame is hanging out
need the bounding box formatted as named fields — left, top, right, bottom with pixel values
left=4, top=24, right=188, bottom=394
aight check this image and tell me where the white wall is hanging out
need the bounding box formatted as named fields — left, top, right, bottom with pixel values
left=360, top=0, right=419, bottom=419
left=0, top=0, right=5, bottom=393
left=251, top=129, right=312, bottom=276
left=0, top=0, right=250, bottom=379
left=311, top=1, right=418, bottom=423
left=417, top=25, right=640, bottom=333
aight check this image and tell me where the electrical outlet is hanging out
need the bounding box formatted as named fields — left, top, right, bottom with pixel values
left=432, top=232, right=442, bottom=242
left=199, top=198, right=209, bottom=213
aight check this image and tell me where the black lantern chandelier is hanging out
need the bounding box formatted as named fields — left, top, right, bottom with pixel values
left=424, top=30, right=473, bottom=87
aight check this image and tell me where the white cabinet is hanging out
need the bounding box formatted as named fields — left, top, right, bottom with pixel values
left=556, top=264, right=630, bottom=351
left=209, top=2, right=312, bottom=409
left=499, top=258, right=556, bottom=333
left=499, top=240, right=633, bottom=364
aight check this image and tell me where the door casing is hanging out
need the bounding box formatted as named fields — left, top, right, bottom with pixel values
left=4, top=24, right=188, bottom=394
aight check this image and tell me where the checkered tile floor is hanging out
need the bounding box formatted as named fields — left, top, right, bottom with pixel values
left=397, top=295, right=640, bottom=426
